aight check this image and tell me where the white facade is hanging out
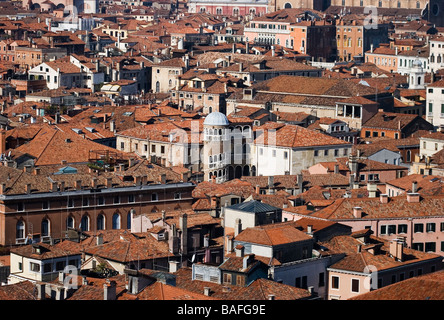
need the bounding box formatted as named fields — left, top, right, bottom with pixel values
left=426, top=81, right=444, bottom=130
left=419, top=136, right=444, bottom=158
left=429, top=38, right=444, bottom=73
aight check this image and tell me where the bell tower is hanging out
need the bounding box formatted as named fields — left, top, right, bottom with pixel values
left=425, top=0, right=444, bottom=27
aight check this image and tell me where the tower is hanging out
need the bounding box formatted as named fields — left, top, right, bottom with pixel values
left=409, top=58, right=425, bottom=90
left=424, top=0, right=444, bottom=27
left=202, top=112, right=230, bottom=183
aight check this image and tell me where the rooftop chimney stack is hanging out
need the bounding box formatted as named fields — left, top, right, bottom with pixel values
left=353, top=206, right=363, bottom=218
left=380, top=193, right=388, bottom=204
left=412, top=181, right=418, bottom=193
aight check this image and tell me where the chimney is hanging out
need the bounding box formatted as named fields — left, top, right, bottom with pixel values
left=91, top=178, right=98, bottom=189
left=179, top=213, right=188, bottom=255
left=59, top=181, right=65, bottom=192
left=96, top=234, right=103, bottom=246
left=210, top=196, right=217, bottom=208
left=36, top=283, right=46, bottom=300
left=406, top=192, right=420, bottom=203
left=159, top=173, right=166, bottom=184
left=134, top=176, right=142, bottom=186
left=110, top=120, right=116, bottom=132
left=24, top=165, right=32, bottom=173
left=75, top=180, right=82, bottom=190
left=239, top=62, right=243, bottom=72
left=357, top=244, right=362, bottom=253
left=271, top=45, right=275, bottom=57
left=169, top=261, right=180, bottom=273
left=268, top=176, right=274, bottom=189
left=367, top=183, right=377, bottom=198
left=353, top=207, right=363, bottom=218
left=234, top=218, right=242, bottom=237
left=235, top=244, right=244, bottom=257
left=204, top=287, right=211, bottom=296
left=268, top=294, right=275, bottom=300
left=0, top=131, right=5, bottom=155
left=25, top=184, right=32, bottom=194
left=380, top=194, right=388, bottom=204
left=334, top=164, right=339, bottom=174
left=307, top=225, right=313, bottom=234
left=0, top=183, right=6, bottom=194
left=389, top=239, right=404, bottom=262
left=61, top=160, right=67, bottom=166
left=33, top=167, right=41, bottom=175
left=255, top=184, right=260, bottom=194
left=106, top=177, right=113, bottom=188
left=51, top=181, right=58, bottom=192
left=411, top=181, right=418, bottom=193
left=103, top=280, right=117, bottom=300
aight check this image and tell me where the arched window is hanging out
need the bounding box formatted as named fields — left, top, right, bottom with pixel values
left=80, top=215, right=89, bottom=232
left=155, top=81, right=160, bottom=93
left=66, top=216, right=74, bottom=229
left=397, top=1, right=401, bottom=8
left=97, top=214, right=105, bottom=230
left=41, top=218, right=50, bottom=237
left=112, top=213, right=121, bottom=230
left=406, top=150, right=411, bottom=162
left=378, top=0, right=382, bottom=7
left=284, top=2, right=292, bottom=8
left=416, top=1, right=420, bottom=8
left=16, top=220, right=25, bottom=240
left=127, top=210, right=133, bottom=229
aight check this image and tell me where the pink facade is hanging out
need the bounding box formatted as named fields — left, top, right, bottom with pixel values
left=243, top=21, right=292, bottom=47
left=195, top=4, right=267, bottom=17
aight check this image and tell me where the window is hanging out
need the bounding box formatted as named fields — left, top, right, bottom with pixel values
left=66, top=216, right=74, bottom=229
left=318, top=272, right=325, bottom=287
left=324, top=149, right=329, bottom=156
left=398, top=224, right=408, bottom=234
left=223, top=273, right=232, bottom=285
left=43, top=263, right=52, bottom=274
left=314, top=150, right=319, bottom=157
left=112, top=213, right=121, bottom=229
left=236, top=275, right=245, bottom=286
left=380, top=225, right=387, bottom=235
left=17, top=202, right=24, bottom=212
left=67, top=198, right=74, bottom=208
left=82, top=197, right=89, bottom=207
left=441, top=222, right=444, bottom=232
left=387, top=225, right=396, bottom=235
left=161, top=146, right=165, bottom=154
left=425, top=242, right=436, bottom=252
left=284, top=151, right=288, bottom=159
left=174, top=192, right=181, bottom=200
left=114, top=195, right=120, bottom=204
left=97, top=214, right=105, bottom=230
left=151, top=145, right=156, bottom=153
left=272, top=150, right=276, bottom=157
left=42, top=201, right=49, bottom=210
left=441, top=241, right=444, bottom=252
left=391, top=275, right=397, bottom=284
left=351, top=279, right=359, bottom=293
left=30, top=262, right=40, bottom=273
left=120, top=142, right=125, bottom=150
left=413, top=243, right=424, bottom=251
left=97, top=196, right=104, bottom=206
left=16, top=220, right=25, bottom=240
left=426, top=223, right=436, bottom=232
left=41, top=219, right=50, bottom=237
left=128, top=194, right=135, bottom=203
left=414, top=223, right=424, bottom=233
left=151, top=193, right=158, bottom=201
left=331, top=276, right=339, bottom=289
left=80, top=215, right=89, bottom=232
left=55, top=261, right=66, bottom=271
